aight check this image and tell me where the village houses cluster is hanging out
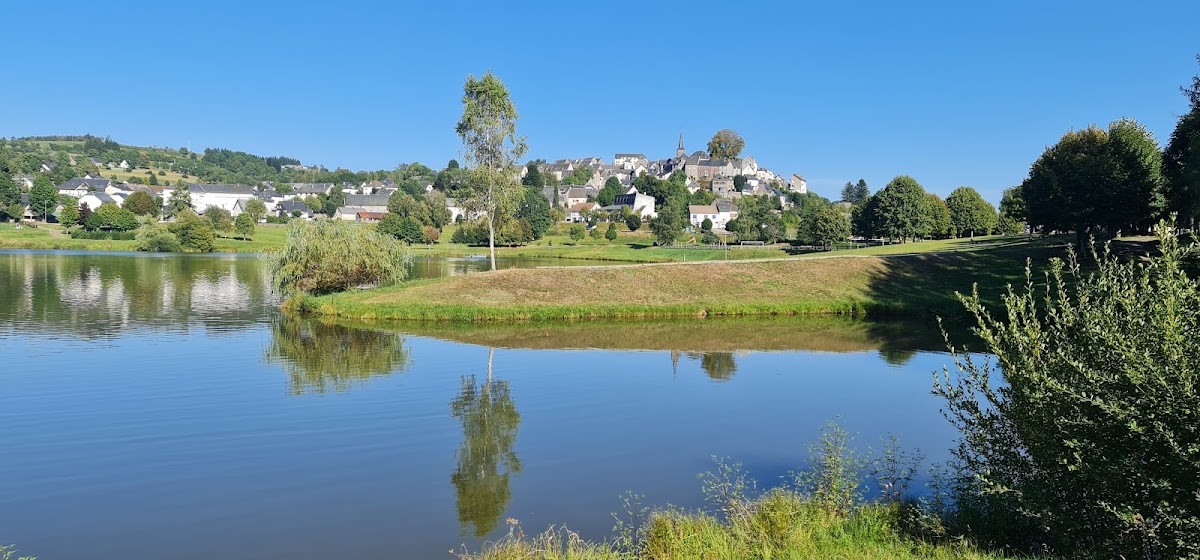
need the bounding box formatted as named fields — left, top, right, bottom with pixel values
left=16, top=135, right=806, bottom=232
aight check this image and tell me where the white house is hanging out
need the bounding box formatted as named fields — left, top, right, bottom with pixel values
left=612, top=187, right=657, bottom=218
left=334, top=194, right=390, bottom=221
left=188, top=184, right=258, bottom=213
left=789, top=174, right=808, bottom=194
left=78, top=192, right=124, bottom=211
left=567, top=202, right=597, bottom=222
left=689, top=200, right=739, bottom=230
left=446, top=198, right=466, bottom=223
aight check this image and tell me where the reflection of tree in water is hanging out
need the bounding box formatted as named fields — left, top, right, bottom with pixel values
left=879, top=348, right=919, bottom=367
left=699, top=352, right=738, bottom=381
left=264, top=316, right=410, bottom=395
left=450, top=355, right=521, bottom=538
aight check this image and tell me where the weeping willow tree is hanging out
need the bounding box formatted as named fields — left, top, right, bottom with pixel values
left=270, top=220, right=413, bottom=296
left=264, top=315, right=411, bottom=395
left=450, top=364, right=522, bottom=537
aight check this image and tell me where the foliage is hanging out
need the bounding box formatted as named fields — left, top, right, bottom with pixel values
left=168, top=210, right=216, bottom=252
left=922, top=193, right=954, bottom=239
left=0, top=173, right=20, bottom=207
left=873, top=175, right=928, bottom=242
left=1023, top=119, right=1165, bottom=239
left=28, top=175, right=57, bottom=219
left=456, top=71, right=527, bottom=270
left=625, top=213, right=642, bottom=232
left=649, top=213, right=679, bottom=246
left=945, top=187, right=996, bottom=238
left=123, top=190, right=158, bottom=216
left=936, top=223, right=1200, bottom=557
left=707, top=129, right=746, bottom=160
left=1164, top=106, right=1200, bottom=227
left=451, top=218, right=533, bottom=246
left=520, top=162, right=544, bottom=187
left=204, top=206, right=234, bottom=233
left=701, top=217, right=713, bottom=232
left=378, top=213, right=426, bottom=244
left=166, top=185, right=192, bottom=217
left=85, top=203, right=139, bottom=231
left=244, top=198, right=267, bottom=223
left=234, top=212, right=255, bottom=240
left=841, top=179, right=870, bottom=203
left=598, top=177, right=623, bottom=207
left=516, top=187, right=551, bottom=239
left=564, top=165, right=594, bottom=186
left=811, top=205, right=851, bottom=248
left=604, top=222, right=617, bottom=241
left=729, top=196, right=782, bottom=243
left=568, top=224, right=585, bottom=243
left=58, top=201, right=80, bottom=227
left=135, top=224, right=182, bottom=252
left=271, top=220, right=413, bottom=295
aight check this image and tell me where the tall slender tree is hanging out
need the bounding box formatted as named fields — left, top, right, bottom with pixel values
left=455, top=72, right=527, bottom=270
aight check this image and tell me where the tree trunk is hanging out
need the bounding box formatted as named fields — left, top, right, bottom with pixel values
left=487, top=213, right=497, bottom=271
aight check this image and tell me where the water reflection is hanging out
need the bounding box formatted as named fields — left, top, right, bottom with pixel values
left=263, top=315, right=411, bottom=395
left=450, top=349, right=522, bottom=537
left=0, top=251, right=272, bottom=338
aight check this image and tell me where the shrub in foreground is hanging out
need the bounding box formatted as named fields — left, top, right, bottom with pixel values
left=937, top=221, right=1199, bottom=558
left=271, top=220, right=413, bottom=296
left=135, top=224, right=182, bottom=252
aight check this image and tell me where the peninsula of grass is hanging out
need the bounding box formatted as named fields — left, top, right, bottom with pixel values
left=299, top=236, right=1070, bottom=322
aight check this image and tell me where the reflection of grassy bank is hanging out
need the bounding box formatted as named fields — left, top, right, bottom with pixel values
left=303, top=238, right=1068, bottom=322
left=0, top=222, right=287, bottom=253
left=382, top=315, right=962, bottom=355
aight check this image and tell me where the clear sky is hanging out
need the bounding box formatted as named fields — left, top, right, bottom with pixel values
left=2, top=0, right=1197, bottom=203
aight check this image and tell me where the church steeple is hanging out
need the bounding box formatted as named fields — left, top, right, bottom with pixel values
left=676, top=132, right=685, bottom=159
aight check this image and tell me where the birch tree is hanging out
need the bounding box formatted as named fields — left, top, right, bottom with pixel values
left=455, top=72, right=527, bottom=270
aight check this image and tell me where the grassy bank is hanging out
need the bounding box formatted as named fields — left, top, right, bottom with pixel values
left=0, top=222, right=287, bottom=253
left=302, top=237, right=1069, bottom=322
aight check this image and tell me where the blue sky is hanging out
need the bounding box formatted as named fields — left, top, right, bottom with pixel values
left=2, top=1, right=1197, bottom=203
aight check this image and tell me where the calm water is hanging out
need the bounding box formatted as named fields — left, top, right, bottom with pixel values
left=0, top=251, right=967, bottom=559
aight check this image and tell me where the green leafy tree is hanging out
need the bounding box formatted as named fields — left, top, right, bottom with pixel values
left=516, top=187, right=551, bottom=240
left=840, top=179, right=870, bottom=203
left=733, top=174, right=748, bottom=191
left=456, top=71, right=527, bottom=270
left=425, top=191, right=453, bottom=229
left=564, top=165, right=594, bottom=186
left=588, top=226, right=601, bottom=241
left=167, top=185, right=192, bottom=216
left=598, top=177, right=623, bottom=206
left=625, top=212, right=641, bottom=232
left=937, top=223, right=1200, bottom=558
left=701, top=217, right=713, bottom=232
left=812, top=205, right=850, bottom=248
left=922, top=193, right=954, bottom=239
left=649, top=212, right=679, bottom=246
left=872, top=175, right=928, bottom=242
left=234, top=212, right=255, bottom=240
left=86, top=203, right=139, bottom=231
left=0, top=173, right=19, bottom=207
left=520, top=162, right=544, bottom=187
left=169, top=210, right=216, bottom=252
left=568, top=224, right=585, bottom=243
left=944, top=187, right=996, bottom=238
left=378, top=213, right=425, bottom=244
left=29, top=175, right=57, bottom=221
left=998, top=186, right=1027, bottom=232
left=1024, top=120, right=1165, bottom=244
left=123, top=190, right=159, bottom=216
left=707, top=129, right=745, bottom=159
left=245, top=198, right=267, bottom=223
left=135, top=224, right=182, bottom=252
left=204, top=206, right=234, bottom=234
left=58, top=200, right=80, bottom=227
left=850, top=195, right=878, bottom=239
left=604, top=222, right=617, bottom=241
left=270, top=220, right=413, bottom=295
left=387, top=192, right=431, bottom=225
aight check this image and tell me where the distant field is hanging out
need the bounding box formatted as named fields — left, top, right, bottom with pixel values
left=99, top=167, right=196, bottom=186
left=0, top=222, right=287, bottom=253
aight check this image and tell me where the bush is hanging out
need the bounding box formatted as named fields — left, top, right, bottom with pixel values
left=625, top=213, right=642, bottom=232
left=168, top=210, right=215, bottom=252
left=569, top=224, right=585, bottom=243
left=135, top=224, right=182, bottom=252
left=701, top=217, right=713, bottom=232
left=84, top=203, right=138, bottom=231
left=604, top=222, right=617, bottom=241
left=452, top=218, right=533, bottom=246
left=936, top=222, right=1200, bottom=558
left=378, top=213, right=425, bottom=244
left=270, top=220, right=413, bottom=295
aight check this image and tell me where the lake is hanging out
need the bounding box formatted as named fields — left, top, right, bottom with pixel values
left=0, top=251, right=968, bottom=559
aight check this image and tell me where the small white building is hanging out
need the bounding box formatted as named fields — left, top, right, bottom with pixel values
left=789, top=174, right=808, bottom=194
left=612, top=187, right=657, bottom=219
left=187, top=184, right=258, bottom=213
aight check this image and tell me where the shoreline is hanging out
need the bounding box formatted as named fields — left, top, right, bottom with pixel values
left=296, top=240, right=1066, bottom=323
